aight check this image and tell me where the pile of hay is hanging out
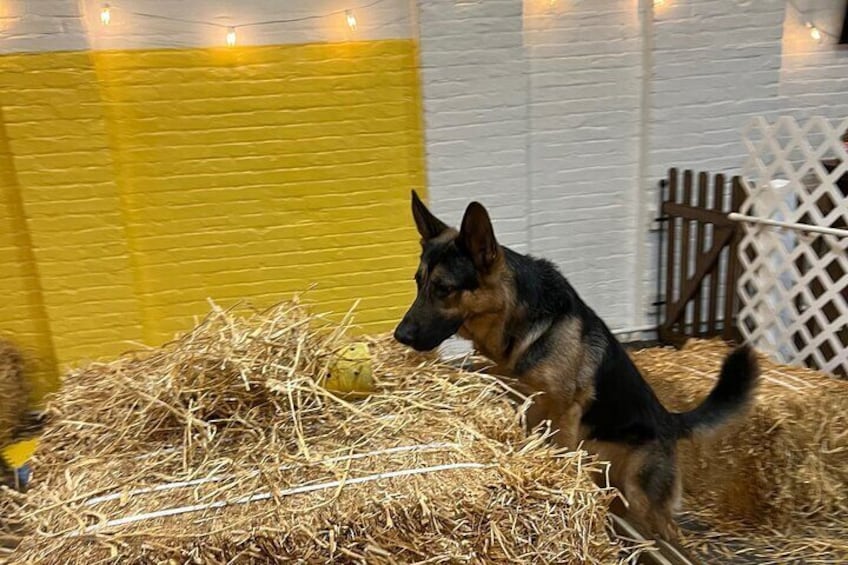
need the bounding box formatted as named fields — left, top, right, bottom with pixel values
left=6, top=299, right=645, bottom=564
left=632, top=338, right=848, bottom=562
left=0, top=339, right=27, bottom=449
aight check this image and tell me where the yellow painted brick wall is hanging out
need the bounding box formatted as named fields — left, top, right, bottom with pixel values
left=0, top=40, right=425, bottom=402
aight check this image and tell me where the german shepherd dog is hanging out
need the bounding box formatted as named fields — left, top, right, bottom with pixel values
left=394, top=191, right=759, bottom=541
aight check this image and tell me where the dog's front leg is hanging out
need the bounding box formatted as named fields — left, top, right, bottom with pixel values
left=469, top=363, right=534, bottom=407
left=550, top=402, right=582, bottom=450
left=520, top=394, right=582, bottom=450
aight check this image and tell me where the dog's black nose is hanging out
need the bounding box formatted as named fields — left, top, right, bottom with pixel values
left=394, top=322, right=415, bottom=346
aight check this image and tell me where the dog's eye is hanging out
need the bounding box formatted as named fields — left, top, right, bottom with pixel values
left=433, top=282, right=455, bottom=297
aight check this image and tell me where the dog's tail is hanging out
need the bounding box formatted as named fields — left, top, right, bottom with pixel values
left=672, top=344, right=760, bottom=439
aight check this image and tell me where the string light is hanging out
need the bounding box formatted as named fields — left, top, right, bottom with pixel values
left=226, top=27, right=237, bottom=47
left=787, top=0, right=836, bottom=43
left=345, top=10, right=357, bottom=30
left=100, top=4, right=111, bottom=25
left=806, top=22, right=822, bottom=42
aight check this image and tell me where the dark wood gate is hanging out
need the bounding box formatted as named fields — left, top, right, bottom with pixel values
left=657, top=169, right=746, bottom=346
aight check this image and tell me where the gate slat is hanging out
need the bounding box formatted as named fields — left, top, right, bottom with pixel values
left=693, top=172, right=708, bottom=337
left=680, top=171, right=693, bottom=334
left=664, top=169, right=678, bottom=337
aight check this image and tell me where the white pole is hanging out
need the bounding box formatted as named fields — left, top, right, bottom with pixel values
left=610, top=325, right=657, bottom=337
left=633, top=0, right=655, bottom=337
left=728, top=212, right=848, bottom=239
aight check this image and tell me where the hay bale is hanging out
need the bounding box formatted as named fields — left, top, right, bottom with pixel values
left=631, top=339, right=848, bottom=527
left=1, top=486, right=26, bottom=557
left=676, top=504, right=848, bottom=563
left=7, top=299, right=646, bottom=564
left=0, top=339, right=27, bottom=449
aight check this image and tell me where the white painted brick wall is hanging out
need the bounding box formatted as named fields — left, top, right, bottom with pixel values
left=416, top=0, right=530, bottom=358
left=416, top=0, right=530, bottom=256
left=649, top=0, right=785, bottom=183
left=525, top=0, right=643, bottom=330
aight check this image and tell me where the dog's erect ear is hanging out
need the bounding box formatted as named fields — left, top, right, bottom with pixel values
left=459, top=201, right=499, bottom=272
left=411, top=190, right=449, bottom=241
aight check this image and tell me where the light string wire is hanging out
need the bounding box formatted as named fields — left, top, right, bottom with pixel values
left=105, top=0, right=387, bottom=29
left=17, top=1, right=840, bottom=45
left=98, top=0, right=394, bottom=45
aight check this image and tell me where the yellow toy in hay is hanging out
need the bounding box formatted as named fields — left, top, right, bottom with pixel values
left=2, top=438, right=38, bottom=470
left=2, top=437, right=38, bottom=491
left=322, top=342, right=375, bottom=398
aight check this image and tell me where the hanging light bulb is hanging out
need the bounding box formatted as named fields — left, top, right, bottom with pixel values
left=226, top=27, right=237, bottom=47
left=806, top=22, right=822, bottom=42
left=100, top=4, right=111, bottom=25
left=346, top=10, right=357, bottom=31
left=654, top=0, right=666, bottom=7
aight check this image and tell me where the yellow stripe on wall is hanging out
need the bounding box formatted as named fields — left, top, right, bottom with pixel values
left=0, top=40, right=426, bottom=403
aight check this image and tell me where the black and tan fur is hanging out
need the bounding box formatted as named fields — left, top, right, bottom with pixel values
left=394, top=191, right=760, bottom=541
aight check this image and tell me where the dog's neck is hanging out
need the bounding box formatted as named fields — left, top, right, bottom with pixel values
left=460, top=314, right=553, bottom=379
left=459, top=313, right=508, bottom=364
left=457, top=273, right=545, bottom=373
left=458, top=246, right=574, bottom=375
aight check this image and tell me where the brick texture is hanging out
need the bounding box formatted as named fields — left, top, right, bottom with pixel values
left=89, top=42, right=425, bottom=342
left=417, top=0, right=530, bottom=253
left=525, top=0, right=643, bottom=330
left=416, top=0, right=530, bottom=357
left=640, top=1, right=846, bottom=328
left=0, top=0, right=415, bottom=54
left=0, top=108, right=59, bottom=401
left=419, top=0, right=643, bottom=332
left=0, top=40, right=426, bottom=397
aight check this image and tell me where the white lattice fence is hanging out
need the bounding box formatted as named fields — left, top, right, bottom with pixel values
left=737, top=116, right=848, bottom=378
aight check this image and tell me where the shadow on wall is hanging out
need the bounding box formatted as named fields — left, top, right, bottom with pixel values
left=0, top=105, right=59, bottom=403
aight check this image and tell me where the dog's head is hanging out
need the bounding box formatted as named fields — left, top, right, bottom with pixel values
left=393, top=190, right=506, bottom=352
